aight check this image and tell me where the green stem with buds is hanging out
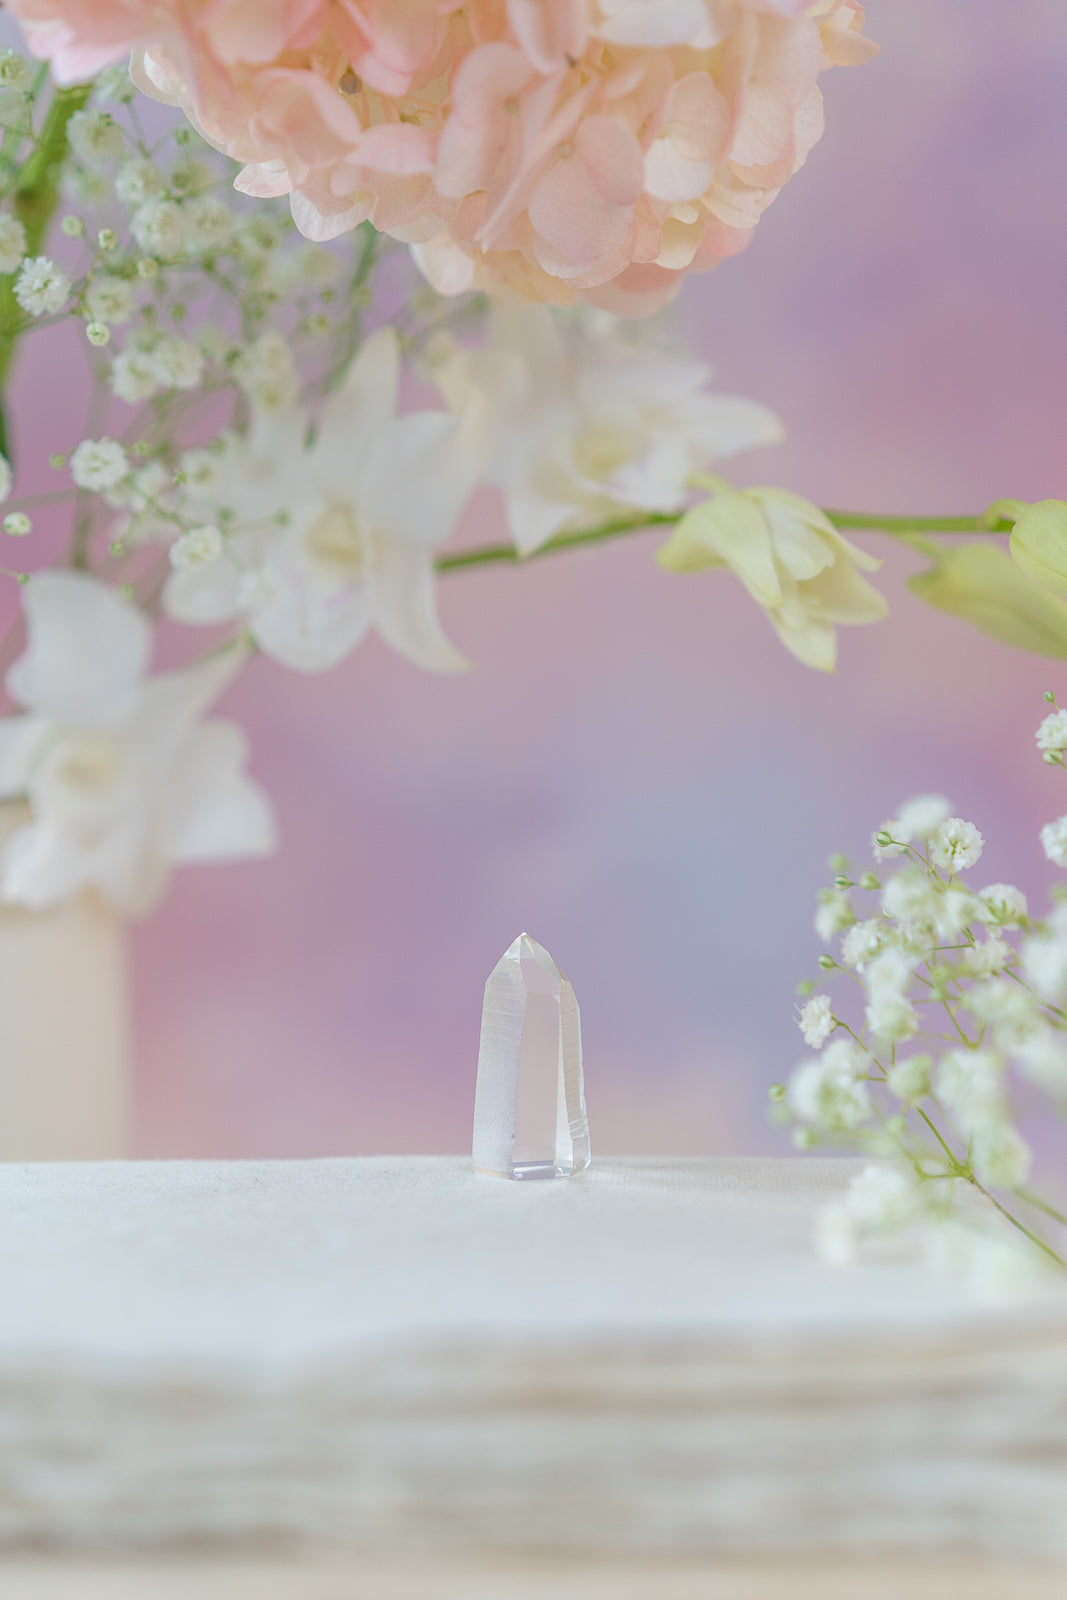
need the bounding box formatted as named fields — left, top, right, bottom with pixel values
left=0, top=82, right=92, bottom=455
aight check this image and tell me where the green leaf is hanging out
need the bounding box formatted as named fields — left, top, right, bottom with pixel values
left=909, top=542, right=1067, bottom=659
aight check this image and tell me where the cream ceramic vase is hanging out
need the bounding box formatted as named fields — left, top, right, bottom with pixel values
left=0, top=808, right=132, bottom=1160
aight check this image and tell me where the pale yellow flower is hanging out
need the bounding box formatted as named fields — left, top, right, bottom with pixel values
left=657, top=481, right=887, bottom=670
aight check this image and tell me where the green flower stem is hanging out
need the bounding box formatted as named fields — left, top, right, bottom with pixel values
left=437, top=509, right=1010, bottom=576
left=913, top=1103, right=1066, bottom=1268
left=0, top=81, right=92, bottom=455
left=438, top=513, right=679, bottom=573
left=1015, top=1188, right=1067, bottom=1228
left=970, top=1176, right=1067, bottom=1269
left=825, top=511, right=1004, bottom=534
left=915, top=1106, right=962, bottom=1169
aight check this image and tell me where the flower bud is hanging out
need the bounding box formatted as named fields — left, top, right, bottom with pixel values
left=3, top=512, right=30, bottom=536
left=818, top=954, right=836, bottom=971
left=1009, top=501, right=1067, bottom=595
left=834, top=874, right=851, bottom=890
left=910, top=542, right=1067, bottom=659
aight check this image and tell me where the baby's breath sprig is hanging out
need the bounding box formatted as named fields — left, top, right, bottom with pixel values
left=779, top=731, right=1067, bottom=1286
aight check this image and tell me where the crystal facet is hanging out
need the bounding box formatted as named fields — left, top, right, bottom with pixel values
left=472, top=933, right=590, bottom=1180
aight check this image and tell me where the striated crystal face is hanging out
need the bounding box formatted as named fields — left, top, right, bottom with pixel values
left=472, top=933, right=591, bottom=1181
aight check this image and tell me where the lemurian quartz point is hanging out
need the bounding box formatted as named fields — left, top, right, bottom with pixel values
left=472, top=933, right=591, bottom=1181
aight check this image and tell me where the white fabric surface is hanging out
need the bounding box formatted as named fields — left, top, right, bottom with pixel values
left=3, top=1558, right=1067, bottom=1600
left=0, top=1156, right=1065, bottom=1559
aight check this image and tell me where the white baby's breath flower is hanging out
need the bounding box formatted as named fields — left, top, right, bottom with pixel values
left=170, top=156, right=214, bottom=197
left=797, top=993, right=834, bottom=1048
left=195, top=323, right=236, bottom=364
left=64, top=165, right=108, bottom=204
left=866, top=948, right=914, bottom=996
left=131, top=199, right=185, bottom=259
left=961, top=933, right=1014, bottom=977
left=67, top=109, right=124, bottom=164
left=94, top=61, right=134, bottom=102
left=86, top=274, right=136, bottom=326
left=0, top=50, right=33, bottom=92
left=865, top=991, right=918, bottom=1043
left=0, top=212, right=26, bottom=274
left=179, top=446, right=227, bottom=498
left=975, top=884, right=1028, bottom=927
left=930, top=817, right=984, bottom=873
left=107, top=460, right=171, bottom=523
left=936, top=1048, right=1005, bottom=1135
left=1036, top=708, right=1067, bottom=752
left=183, top=194, right=233, bottom=253
left=116, top=158, right=166, bottom=207
left=14, top=256, right=70, bottom=316
left=1040, top=816, right=1067, bottom=867
left=814, top=888, right=854, bottom=942
left=967, top=977, right=1036, bottom=1042
left=896, top=794, right=953, bottom=841
left=972, top=1123, right=1031, bottom=1190
left=788, top=1038, right=871, bottom=1132
left=927, top=1223, right=1051, bottom=1299
left=816, top=1164, right=920, bottom=1266
left=1016, top=1029, right=1067, bottom=1097
left=70, top=437, right=128, bottom=492
left=936, top=887, right=981, bottom=938
left=886, top=1053, right=931, bottom=1104
left=148, top=334, right=204, bottom=391
left=170, top=524, right=223, bottom=572
left=110, top=347, right=161, bottom=404
left=840, top=918, right=889, bottom=969
left=233, top=215, right=285, bottom=264
left=1021, top=931, right=1067, bottom=1000
left=233, top=331, right=299, bottom=413
left=882, top=873, right=936, bottom=927
left=874, top=797, right=953, bottom=862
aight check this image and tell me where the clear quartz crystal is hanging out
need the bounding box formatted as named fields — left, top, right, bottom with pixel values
left=472, top=933, right=590, bottom=1180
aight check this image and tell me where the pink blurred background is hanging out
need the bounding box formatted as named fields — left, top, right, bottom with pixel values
left=6, top=1, right=1067, bottom=1158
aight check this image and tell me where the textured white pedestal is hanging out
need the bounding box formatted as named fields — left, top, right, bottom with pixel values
left=0, top=1156, right=1065, bottom=1589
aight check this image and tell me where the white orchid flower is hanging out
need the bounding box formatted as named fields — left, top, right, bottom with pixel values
left=429, top=301, right=782, bottom=556
left=164, top=327, right=476, bottom=674
left=0, top=572, right=275, bottom=913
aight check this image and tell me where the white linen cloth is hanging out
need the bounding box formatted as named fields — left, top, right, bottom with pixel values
left=0, top=1156, right=1065, bottom=1559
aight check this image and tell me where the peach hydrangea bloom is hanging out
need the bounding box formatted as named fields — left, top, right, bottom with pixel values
left=8, top=0, right=875, bottom=313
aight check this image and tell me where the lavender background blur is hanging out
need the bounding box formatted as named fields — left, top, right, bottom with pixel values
left=7, top=1, right=1067, bottom=1158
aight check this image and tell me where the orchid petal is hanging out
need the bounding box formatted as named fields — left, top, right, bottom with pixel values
left=7, top=572, right=151, bottom=729
left=164, top=720, right=277, bottom=863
